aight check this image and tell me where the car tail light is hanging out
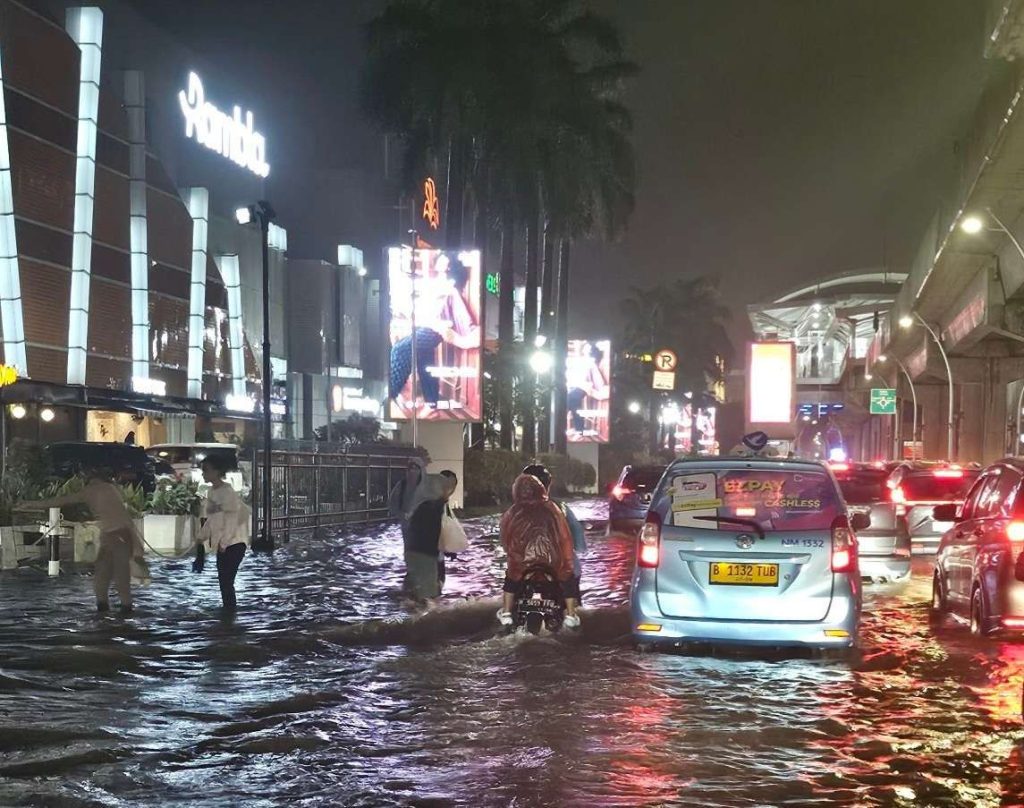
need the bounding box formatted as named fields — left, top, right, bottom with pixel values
left=1007, top=521, right=1024, bottom=542
left=611, top=485, right=632, bottom=501
left=638, top=514, right=661, bottom=568
left=1003, top=617, right=1024, bottom=629
left=831, top=516, right=856, bottom=573
left=829, top=462, right=850, bottom=472
left=890, top=486, right=905, bottom=504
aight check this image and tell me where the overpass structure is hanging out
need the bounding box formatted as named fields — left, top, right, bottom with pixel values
left=866, top=0, right=1024, bottom=463
left=749, top=271, right=905, bottom=460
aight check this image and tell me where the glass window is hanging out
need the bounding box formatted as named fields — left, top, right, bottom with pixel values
left=960, top=475, right=992, bottom=520
left=901, top=472, right=979, bottom=502
left=623, top=466, right=665, bottom=492
left=972, top=474, right=1003, bottom=519
left=836, top=471, right=888, bottom=504
left=995, top=469, right=1021, bottom=518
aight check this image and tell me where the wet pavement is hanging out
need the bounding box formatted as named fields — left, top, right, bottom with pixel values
left=2, top=499, right=1024, bottom=806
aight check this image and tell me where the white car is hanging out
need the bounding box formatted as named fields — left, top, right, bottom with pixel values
left=146, top=443, right=248, bottom=498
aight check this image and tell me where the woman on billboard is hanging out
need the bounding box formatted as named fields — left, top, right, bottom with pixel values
left=566, top=341, right=610, bottom=441
left=389, top=252, right=480, bottom=419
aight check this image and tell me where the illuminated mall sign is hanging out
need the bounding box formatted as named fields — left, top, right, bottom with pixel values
left=178, top=72, right=270, bottom=178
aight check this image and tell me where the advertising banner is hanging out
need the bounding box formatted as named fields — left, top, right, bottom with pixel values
left=566, top=339, right=611, bottom=443
left=746, top=341, right=796, bottom=438
left=387, top=247, right=482, bottom=421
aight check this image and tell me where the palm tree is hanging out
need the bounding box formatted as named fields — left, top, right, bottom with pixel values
left=620, top=277, right=732, bottom=454
left=362, top=0, right=636, bottom=452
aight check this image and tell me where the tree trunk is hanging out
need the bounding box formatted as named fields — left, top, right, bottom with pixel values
left=553, top=239, right=570, bottom=455
left=444, top=137, right=465, bottom=248
left=498, top=217, right=516, bottom=450
left=540, top=220, right=556, bottom=339
left=522, top=214, right=540, bottom=457
left=468, top=196, right=489, bottom=449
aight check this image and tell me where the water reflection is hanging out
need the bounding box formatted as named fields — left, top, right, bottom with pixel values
left=2, top=503, right=1024, bottom=805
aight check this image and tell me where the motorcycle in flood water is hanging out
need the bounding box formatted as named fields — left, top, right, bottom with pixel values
left=511, top=565, right=566, bottom=635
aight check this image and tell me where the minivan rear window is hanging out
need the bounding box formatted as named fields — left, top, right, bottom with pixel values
left=836, top=472, right=888, bottom=504
left=623, top=466, right=665, bottom=490
left=669, top=468, right=841, bottom=531
left=901, top=472, right=978, bottom=502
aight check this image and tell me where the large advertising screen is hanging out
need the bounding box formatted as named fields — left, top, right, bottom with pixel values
left=387, top=247, right=482, bottom=421
left=566, top=339, right=611, bottom=443
left=747, top=340, right=796, bottom=438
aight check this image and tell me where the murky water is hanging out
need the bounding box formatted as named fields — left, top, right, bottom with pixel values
left=2, top=499, right=1024, bottom=806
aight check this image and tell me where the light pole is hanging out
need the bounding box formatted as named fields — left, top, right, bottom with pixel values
left=878, top=353, right=918, bottom=460
left=236, top=201, right=276, bottom=553
left=961, top=210, right=1024, bottom=450
left=899, top=312, right=954, bottom=461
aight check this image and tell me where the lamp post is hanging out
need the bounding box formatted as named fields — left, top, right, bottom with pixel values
left=236, top=201, right=276, bottom=553
left=899, top=312, right=954, bottom=461
left=878, top=353, right=918, bottom=460
left=960, top=210, right=1024, bottom=450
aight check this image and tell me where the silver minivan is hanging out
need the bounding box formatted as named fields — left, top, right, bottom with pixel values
left=631, top=457, right=864, bottom=649
left=932, top=459, right=1024, bottom=636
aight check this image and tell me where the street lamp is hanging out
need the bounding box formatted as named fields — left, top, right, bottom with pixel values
left=877, top=354, right=919, bottom=460
left=628, top=400, right=642, bottom=415
left=900, top=311, right=954, bottom=460
left=529, top=350, right=553, bottom=374
left=236, top=200, right=276, bottom=553
left=959, top=208, right=1024, bottom=450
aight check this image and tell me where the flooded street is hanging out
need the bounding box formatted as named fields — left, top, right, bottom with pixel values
left=2, top=499, right=1024, bottom=807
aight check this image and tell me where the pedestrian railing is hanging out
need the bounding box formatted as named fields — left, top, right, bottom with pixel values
left=248, top=447, right=420, bottom=537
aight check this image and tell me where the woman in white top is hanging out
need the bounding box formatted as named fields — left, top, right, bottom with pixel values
left=198, top=455, right=250, bottom=611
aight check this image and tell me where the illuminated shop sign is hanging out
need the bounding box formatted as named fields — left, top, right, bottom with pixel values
left=566, top=339, right=611, bottom=443
left=178, top=72, right=270, bottom=178
left=0, top=364, right=18, bottom=387
left=422, top=177, right=440, bottom=230
left=747, top=341, right=796, bottom=438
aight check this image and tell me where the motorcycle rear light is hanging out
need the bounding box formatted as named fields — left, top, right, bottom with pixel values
left=638, top=517, right=661, bottom=568
left=1003, top=617, right=1024, bottom=629
left=1007, top=521, right=1024, bottom=542
left=612, top=485, right=632, bottom=501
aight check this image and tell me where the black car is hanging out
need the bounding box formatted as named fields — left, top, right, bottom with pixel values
left=608, top=464, right=666, bottom=534
left=46, top=441, right=158, bottom=494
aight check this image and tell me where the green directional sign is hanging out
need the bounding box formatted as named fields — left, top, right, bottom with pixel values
left=870, top=388, right=897, bottom=415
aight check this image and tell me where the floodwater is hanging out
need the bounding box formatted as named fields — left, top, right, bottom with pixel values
left=2, top=499, right=1024, bottom=807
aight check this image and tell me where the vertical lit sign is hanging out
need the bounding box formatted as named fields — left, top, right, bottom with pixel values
left=422, top=177, right=440, bottom=230
left=566, top=339, right=612, bottom=443
left=747, top=341, right=795, bottom=437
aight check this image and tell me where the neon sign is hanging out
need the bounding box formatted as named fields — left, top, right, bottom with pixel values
left=179, top=72, right=270, bottom=178
left=422, top=177, right=440, bottom=230
left=0, top=364, right=17, bottom=387
left=485, top=272, right=500, bottom=296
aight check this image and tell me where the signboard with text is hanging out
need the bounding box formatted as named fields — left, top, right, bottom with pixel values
left=870, top=388, right=897, bottom=415
left=746, top=341, right=796, bottom=438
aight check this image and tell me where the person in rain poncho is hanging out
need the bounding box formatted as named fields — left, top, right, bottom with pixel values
left=496, top=473, right=580, bottom=628
left=403, top=472, right=456, bottom=601
left=388, top=457, right=426, bottom=542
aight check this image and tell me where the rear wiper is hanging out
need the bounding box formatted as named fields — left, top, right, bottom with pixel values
left=691, top=515, right=765, bottom=540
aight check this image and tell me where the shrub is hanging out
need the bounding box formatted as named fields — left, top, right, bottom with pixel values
left=147, top=479, right=200, bottom=516
left=464, top=448, right=526, bottom=505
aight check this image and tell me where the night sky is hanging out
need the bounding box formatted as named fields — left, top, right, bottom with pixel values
left=132, top=0, right=991, bottom=343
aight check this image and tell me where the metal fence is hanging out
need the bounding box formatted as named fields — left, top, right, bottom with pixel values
left=247, top=448, right=421, bottom=537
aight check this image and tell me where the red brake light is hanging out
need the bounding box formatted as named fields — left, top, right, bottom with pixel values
left=611, top=485, right=632, bottom=501
left=1008, top=521, right=1024, bottom=542
left=890, top=486, right=905, bottom=504
left=638, top=516, right=661, bottom=568
left=831, top=517, right=856, bottom=573
left=829, top=462, right=850, bottom=472
left=933, top=469, right=963, bottom=478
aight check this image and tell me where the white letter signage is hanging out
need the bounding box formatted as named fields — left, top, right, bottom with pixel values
left=178, top=72, right=270, bottom=178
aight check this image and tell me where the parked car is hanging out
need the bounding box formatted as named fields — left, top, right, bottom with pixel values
left=45, top=441, right=157, bottom=494
left=631, top=456, right=865, bottom=650
left=931, top=458, right=1024, bottom=636
left=608, top=464, right=666, bottom=534
left=829, top=462, right=910, bottom=582
left=886, top=462, right=981, bottom=554
left=146, top=443, right=248, bottom=496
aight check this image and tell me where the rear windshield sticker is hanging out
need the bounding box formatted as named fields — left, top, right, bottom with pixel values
left=670, top=473, right=719, bottom=526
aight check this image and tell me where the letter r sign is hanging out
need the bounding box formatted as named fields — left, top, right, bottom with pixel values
left=654, top=349, right=677, bottom=372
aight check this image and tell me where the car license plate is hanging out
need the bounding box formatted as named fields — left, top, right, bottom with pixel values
left=709, top=562, right=779, bottom=586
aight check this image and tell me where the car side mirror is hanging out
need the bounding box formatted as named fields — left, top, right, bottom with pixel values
left=850, top=512, right=871, bottom=532
left=932, top=503, right=960, bottom=522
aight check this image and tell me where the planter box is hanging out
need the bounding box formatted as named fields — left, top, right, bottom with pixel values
left=143, top=515, right=197, bottom=555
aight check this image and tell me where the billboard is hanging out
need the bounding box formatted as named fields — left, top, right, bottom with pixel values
left=387, top=247, right=482, bottom=421
left=746, top=341, right=796, bottom=438
left=663, top=404, right=717, bottom=455
left=566, top=339, right=611, bottom=443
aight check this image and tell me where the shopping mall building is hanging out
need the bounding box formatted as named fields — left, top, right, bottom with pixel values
left=0, top=0, right=384, bottom=447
